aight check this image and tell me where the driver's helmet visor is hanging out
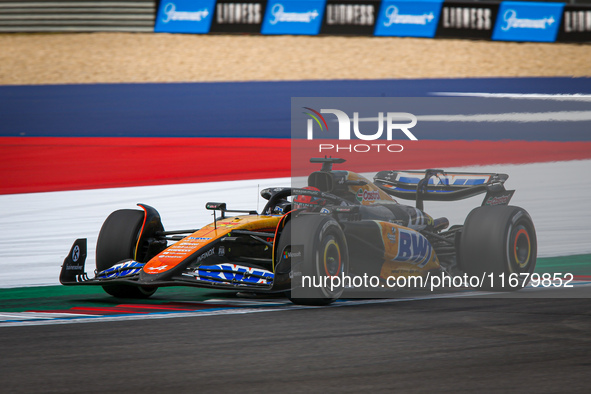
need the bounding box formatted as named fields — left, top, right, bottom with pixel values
left=293, top=186, right=327, bottom=211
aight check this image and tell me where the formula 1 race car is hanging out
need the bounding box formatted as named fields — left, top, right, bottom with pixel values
left=60, top=157, right=537, bottom=305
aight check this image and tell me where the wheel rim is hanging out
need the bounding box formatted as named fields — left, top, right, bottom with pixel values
left=323, top=238, right=342, bottom=277
left=512, top=225, right=532, bottom=270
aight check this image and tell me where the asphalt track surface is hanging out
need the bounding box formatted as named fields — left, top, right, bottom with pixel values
left=2, top=293, right=591, bottom=393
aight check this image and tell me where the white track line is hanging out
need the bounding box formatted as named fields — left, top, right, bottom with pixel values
left=432, top=92, right=591, bottom=101
left=357, top=111, right=591, bottom=123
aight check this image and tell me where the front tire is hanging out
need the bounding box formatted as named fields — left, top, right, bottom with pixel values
left=459, top=206, right=537, bottom=290
left=96, top=209, right=157, bottom=298
left=286, top=214, right=349, bottom=306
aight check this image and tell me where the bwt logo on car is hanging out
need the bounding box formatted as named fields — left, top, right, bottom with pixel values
left=502, top=9, right=555, bottom=31
left=162, top=3, right=210, bottom=23
left=394, top=229, right=433, bottom=268
left=270, top=4, right=320, bottom=24
left=384, top=6, right=435, bottom=26
left=303, top=107, right=418, bottom=153
left=197, top=264, right=274, bottom=284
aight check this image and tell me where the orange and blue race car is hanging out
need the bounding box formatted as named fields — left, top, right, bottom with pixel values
left=60, top=157, right=537, bottom=305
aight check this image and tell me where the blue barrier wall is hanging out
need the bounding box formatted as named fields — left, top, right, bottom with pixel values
left=1, top=77, right=590, bottom=141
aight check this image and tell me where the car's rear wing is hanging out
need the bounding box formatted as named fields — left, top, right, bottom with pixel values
left=374, top=169, right=514, bottom=210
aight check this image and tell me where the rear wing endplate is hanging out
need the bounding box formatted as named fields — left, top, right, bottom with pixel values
left=374, top=169, right=514, bottom=210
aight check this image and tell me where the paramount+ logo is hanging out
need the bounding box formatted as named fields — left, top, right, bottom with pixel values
left=303, top=107, right=418, bottom=153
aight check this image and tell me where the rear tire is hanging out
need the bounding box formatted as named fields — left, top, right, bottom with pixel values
left=287, top=215, right=348, bottom=306
left=96, top=209, right=157, bottom=298
left=459, top=206, right=537, bottom=290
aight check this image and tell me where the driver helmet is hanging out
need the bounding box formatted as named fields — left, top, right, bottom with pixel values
left=293, top=186, right=327, bottom=211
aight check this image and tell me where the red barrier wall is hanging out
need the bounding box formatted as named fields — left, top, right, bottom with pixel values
left=2, top=137, right=590, bottom=194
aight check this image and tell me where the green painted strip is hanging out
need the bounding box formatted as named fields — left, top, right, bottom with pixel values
left=0, top=285, right=105, bottom=301
left=536, top=254, right=591, bottom=275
